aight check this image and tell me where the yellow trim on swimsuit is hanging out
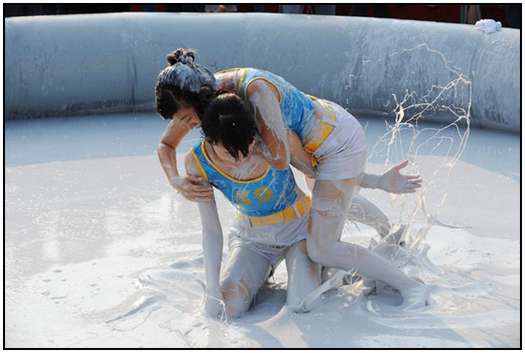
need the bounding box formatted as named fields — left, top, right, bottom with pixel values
left=239, top=195, right=312, bottom=226
left=303, top=95, right=337, bottom=154
left=237, top=68, right=248, bottom=92
left=192, top=149, right=208, bottom=181
left=215, top=68, right=248, bottom=96
left=200, top=142, right=270, bottom=184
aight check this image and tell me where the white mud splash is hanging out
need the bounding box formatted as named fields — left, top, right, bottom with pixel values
left=5, top=151, right=520, bottom=348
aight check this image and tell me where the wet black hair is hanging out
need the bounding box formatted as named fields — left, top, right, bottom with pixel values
left=154, top=48, right=217, bottom=120
left=201, top=93, right=258, bottom=160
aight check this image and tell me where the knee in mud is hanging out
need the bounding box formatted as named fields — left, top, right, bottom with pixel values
left=221, top=279, right=251, bottom=318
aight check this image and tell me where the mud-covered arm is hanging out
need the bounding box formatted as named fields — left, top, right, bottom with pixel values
left=198, top=200, right=224, bottom=316
left=287, top=130, right=316, bottom=178
left=158, top=117, right=191, bottom=181
left=360, top=160, right=422, bottom=194
left=247, top=80, right=290, bottom=170
left=158, top=119, right=214, bottom=201
left=184, top=153, right=224, bottom=316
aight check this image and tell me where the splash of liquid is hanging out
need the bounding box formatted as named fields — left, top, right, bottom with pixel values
left=365, top=43, right=472, bottom=241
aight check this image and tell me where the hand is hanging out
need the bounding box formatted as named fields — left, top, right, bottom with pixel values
left=204, top=292, right=225, bottom=319
left=170, top=175, right=214, bottom=201
left=170, top=109, right=201, bottom=130
left=378, top=160, right=422, bottom=194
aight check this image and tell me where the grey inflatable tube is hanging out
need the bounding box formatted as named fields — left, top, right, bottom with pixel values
left=5, top=12, right=520, bottom=132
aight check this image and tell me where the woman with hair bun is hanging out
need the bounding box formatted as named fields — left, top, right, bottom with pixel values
left=155, top=49, right=428, bottom=315
left=155, top=48, right=218, bottom=201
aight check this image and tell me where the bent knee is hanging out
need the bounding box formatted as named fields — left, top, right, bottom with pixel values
left=221, top=279, right=252, bottom=318
left=306, top=238, right=332, bottom=265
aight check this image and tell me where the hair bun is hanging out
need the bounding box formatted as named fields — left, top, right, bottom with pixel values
left=166, top=48, right=196, bottom=66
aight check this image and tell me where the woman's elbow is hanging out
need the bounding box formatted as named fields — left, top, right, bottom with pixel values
left=158, top=142, right=174, bottom=155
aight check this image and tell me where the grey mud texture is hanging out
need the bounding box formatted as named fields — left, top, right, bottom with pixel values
left=5, top=13, right=520, bottom=132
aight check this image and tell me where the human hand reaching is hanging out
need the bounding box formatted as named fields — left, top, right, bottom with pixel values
left=170, top=175, right=214, bottom=201
left=378, top=160, right=422, bottom=194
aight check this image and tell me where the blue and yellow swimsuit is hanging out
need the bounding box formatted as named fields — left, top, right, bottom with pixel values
left=192, top=141, right=310, bottom=226
left=232, top=68, right=337, bottom=155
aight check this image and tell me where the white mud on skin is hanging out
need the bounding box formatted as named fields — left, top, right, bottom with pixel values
left=4, top=155, right=520, bottom=348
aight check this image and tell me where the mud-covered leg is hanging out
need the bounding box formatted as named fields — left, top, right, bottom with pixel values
left=220, top=244, right=271, bottom=318
left=304, top=174, right=391, bottom=237
left=348, top=194, right=392, bottom=237
left=284, top=240, right=321, bottom=310
left=305, top=178, right=424, bottom=301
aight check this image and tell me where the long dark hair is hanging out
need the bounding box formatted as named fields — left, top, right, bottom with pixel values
left=201, top=93, right=257, bottom=160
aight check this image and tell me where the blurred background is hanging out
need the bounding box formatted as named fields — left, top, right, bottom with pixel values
left=3, top=3, right=521, bottom=29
